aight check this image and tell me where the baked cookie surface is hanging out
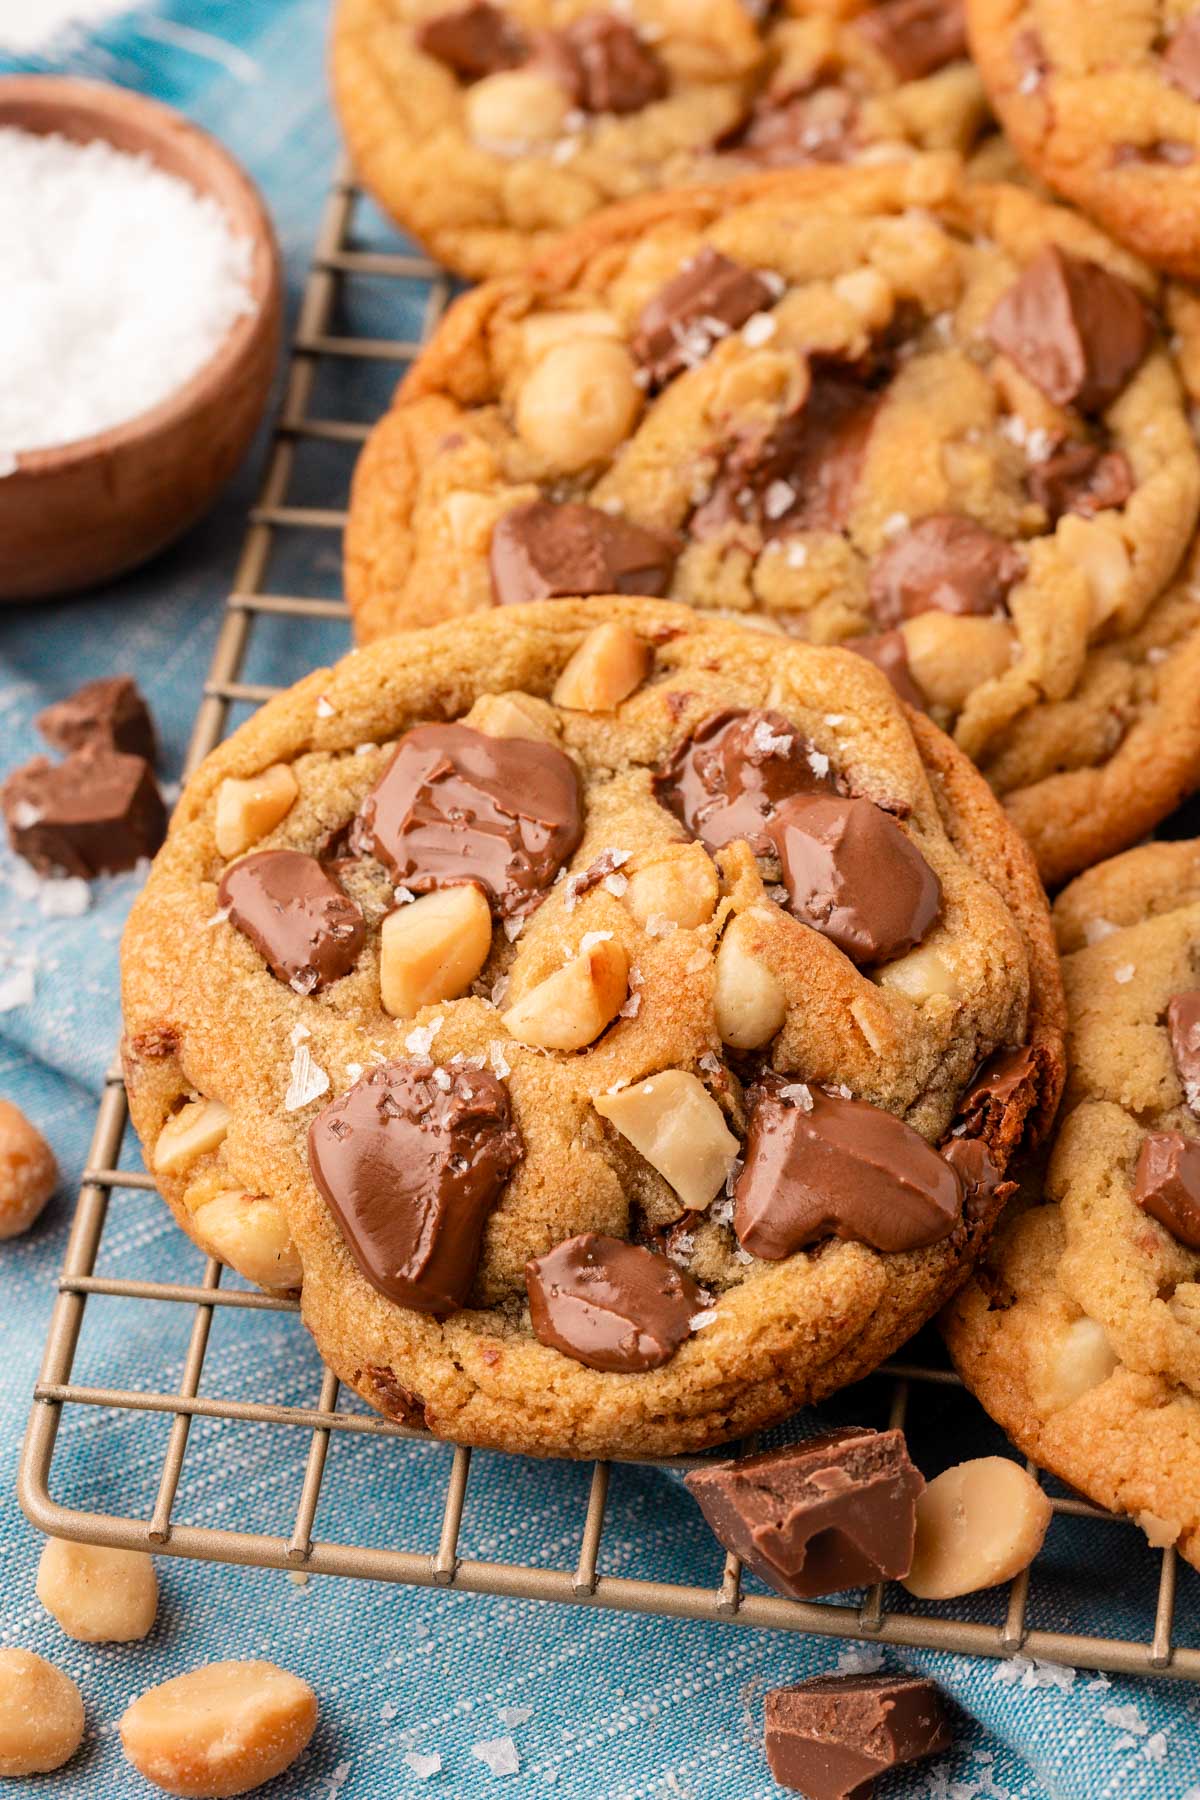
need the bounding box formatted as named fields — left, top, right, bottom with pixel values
left=346, top=161, right=1200, bottom=885
left=967, top=0, right=1200, bottom=280
left=122, top=597, right=1063, bottom=1459
left=945, top=838, right=1200, bottom=1568
left=331, top=0, right=987, bottom=279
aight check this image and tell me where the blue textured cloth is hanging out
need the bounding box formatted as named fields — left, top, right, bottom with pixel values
left=2, top=7, right=1199, bottom=1796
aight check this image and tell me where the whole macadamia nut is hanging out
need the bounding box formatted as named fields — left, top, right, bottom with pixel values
left=0, top=1647, right=84, bottom=1776
left=0, top=1100, right=56, bottom=1239
left=120, top=1660, right=317, bottom=1797
left=37, top=1538, right=158, bottom=1642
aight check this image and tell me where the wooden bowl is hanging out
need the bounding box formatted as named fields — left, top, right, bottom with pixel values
left=0, top=77, right=282, bottom=602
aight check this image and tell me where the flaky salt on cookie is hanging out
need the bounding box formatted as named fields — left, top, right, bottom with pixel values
left=122, top=597, right=1063, bottom=1459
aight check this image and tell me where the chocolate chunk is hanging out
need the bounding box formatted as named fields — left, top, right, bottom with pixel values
left=1028, top=442, right=1134, bottom=521
left=942, top=1135, right=1005, bottom=1211
left=764, top=1672, right=950, bottom=1800
left=849, top=629, right=928, bottom=710
left=309, top=1062, right=522, bottom=1314
left=1133, top=1130, right=1200, bottom=1249
left=561, top=13, right=667, bottom=114
left=218, top=849, right=365, bottom=993
left=631, top=247, right=778, bottom=388
left=3, top=748, right=165, bottom=877
left=357, top=722, right=583, bottom=917
left=869, top=515, right=1024, bottom=627
left=525, top=1231, right=702, bottom=1372
left=728, top=87, right=858, bottom=167
left=956, top=1045, right=1038, bottom=1132
left=489, top=501, right=676, bottom=608
left=654, top=708, right=837, bottom=857
left=685, top=1427, right=924, bottom=1598
left=414, top=2, right=527, bottom=79
left=987, top=246, right=1152, bottom=413
left=734, top=1080, right=962, bottom=1258
left=36, top=675, right=156, bottom=764
left=693, top=369, right=880, bottom=539
left=769, top=793, right=941, bottom=965
left=1164, top=14, right=1200, bottom=102
left=856, top=0, right=967, bottom=80
left=1169, top=990, right=1200, bottom=1108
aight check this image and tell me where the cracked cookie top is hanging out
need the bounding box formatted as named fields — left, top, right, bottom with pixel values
left=332, top=0, right=987, bottom=278
left=346, top=161, right=1200, bottom=885
left=122, top=596, right=1063, bottom=1458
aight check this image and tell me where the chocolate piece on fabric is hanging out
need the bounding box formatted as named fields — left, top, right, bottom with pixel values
left=3, top=748, right=165, bottom=877
left=36, top=674, right=157, bottom=763
left=764, top=1672, right=951, bottom=1799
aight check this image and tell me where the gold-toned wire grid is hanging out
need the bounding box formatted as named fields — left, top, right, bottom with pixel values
left=16, top=159, right=1198, bottom=1685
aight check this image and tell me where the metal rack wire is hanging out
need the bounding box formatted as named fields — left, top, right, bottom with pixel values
left=17, top=159, right=1198, bottom=1686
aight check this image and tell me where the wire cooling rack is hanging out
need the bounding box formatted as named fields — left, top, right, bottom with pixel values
left=17, top=159, right=1199, bottom=1686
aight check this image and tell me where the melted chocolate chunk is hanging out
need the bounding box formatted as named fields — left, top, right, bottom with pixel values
left=414, top=2, right=527, bottom=78
left=218, top=849, right=365, bottom=993
left=764, top=1673, right=951, bottom=1800
left=36, top=674, right=156, bottom=763
left=308, top=1062, right=522, bottom=1314
left=856, top=0, right=967, bottom=79
left=693, top=369, right=880, bottom=539
left=769, top=793, right=941, bottom=965
left=942, top=1135, right=1006, bottom=1216
left=869, top=515, right=1024, bottom=627
left=1133, top=1130, right=1200, bottom=1249
left=653, top=708, right=837, bottom=857
left=356, top=722, right=583, bottom=917
left=1029, top=442, right=1133, bottom=521
left=3, top=748, right=165, bottom=878
left=685, top=1427, right=924, bottom=1599
left=631, top=247, right=778, bottom=388
left=1164, top=14, right=1200, bottom=102
left=987, top=246, right=1152, bottom=413
left=1169, top=990, right=1200, bottom=1107
left=849, top=629, right=928, bottom=710
left=526, top=1232, right=702, bottom=1372
left=729, top=86, right=859, bottom=167
left=489, top=501, right=676, bottom=608
left=561, top=13, right=667, bottom=113
left=734, top=1081, right=962, bottom=1259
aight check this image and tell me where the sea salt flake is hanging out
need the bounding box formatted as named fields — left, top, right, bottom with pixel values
left=750, top=718, right=793, bottom=756
left=9, top=799, right=42, bottom=828
left=835, top=1644, right=885, bottom=1675
left=1018, top=66, right=1041, bottom=93
left=1143, top=1732, right=1168, bottom=1763
left=881, top=511, right=910, bottom=538
left=393, top=886, right=416, bottom=905
left=807, top=749, right=830, bottom=780
left=763, top=479, right=795, bottom=520
left=355, top=742, right=378, bottom=756
left=1083, top=917, right=1117, bottom=944
left=488, top=1041, right=512, bottom=1078
left=404, top=1017, right=444, bottom=1058
left=502, top=915, right=525, bottom=943
left=0, top=963, right=34, bottom=1012
left=38, top=876, right=90, bottom=918
left=285, top=1044, right=330, bottom=1111
left=578, top=930, right=614, bottom=956
left=345, top=1062, right=363, bottom=1082
left=432, top=1067, right=452, bottom=1091
left=779, top=1082, right=813, bottom=1111
left=315, top=695, right=336, bottom=718
left=497, top=1706, right=532, bottom=1728
left=289, top=968, right=319, bottom=997
left=689, top=1308, right=718, bottom=1331
left=1146, top=645, right=1169, bottom=665
left=741, top=310, right=778, bottom=347
left=1114, top=963, right=1135, bottom=984
left=602, top=872, right=628, bottom=897
left=289, top=1022, right=311, bottom=1047
left=785, top=541, right=809, bottom=569
left=472, top=1735, right=520, bottom=1777
left=403, top=1751, right=442, bottom=1779
left=1102, top=1704, right=1148, bottom=1735
left=644, top=913, right=677, bottom=938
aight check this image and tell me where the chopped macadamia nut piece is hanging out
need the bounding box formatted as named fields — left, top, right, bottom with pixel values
left=623, top=845, right=718, bottom=930
left=899, top=614, right=1015, bottom=714
left=0, top=1100, right=56, bottom=1239
left=522, top=309, right=621, bottom=359
left=595, top=1070, right=738, bottom=1211
left=213, top=765, right=299, bottom=860
left=552, top=623, right=652, bottom=712
left=462, top=690, right=558, bottom=743
left=875, top=943, right=962, bottom=1002
left=192, top=1191, right=301, bottom=1290
left=1038, top=1315, right=1118, bottom=1413
left=380, top=885, right=493, bottom=1019
left=37, top=1539, right=157, bottom=1643
left=120, top=1660, right=317, bottom=1798
left=153, top=1098, right=231, bottom=1175
left=1138, top=1511, right=1182, bottom=1549
left=714, top=918, right=786, bottom=1049
left=503, top=937, right=629, bottom=1051
left=466, top=67, right=571, bottom=149
left=903, top=1457, right=1052, bottom=1599
left=1056, top=514, right=1131, bottom=627
left=517, top=339, right=643, bottom=472
left=0, top=1647, right=84, bottom=1776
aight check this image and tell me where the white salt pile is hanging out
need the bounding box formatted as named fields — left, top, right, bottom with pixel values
left=0, top=126, right=257, bottom=472
left=0, top=0, right=134, bottom=54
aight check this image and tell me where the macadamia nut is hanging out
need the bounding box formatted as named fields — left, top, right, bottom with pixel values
left=552, top=623, right=652, bottom=712
left=192, top=1191, right=302, bottom=1291
left=875, top=942, right=962, bottom=1002
left=37, top=1538, right=157, bottom=1643
left=503, top=936, right=629, bottom=1051
left=213, top=765, right=298, bottom=860
left=463, top=690, right=558, bottom=743
left=714, top=917, right=786, bottom=1049
left=903, top=1457, right=1052, bottom=1599
left=154, top=1099, right=231, bottom=1176
left=120, top=1660, right=317, bottom=1799
left=1037, top=1315, right=1118, bottom=1414
left=623, top=845, right=718, bottom=931
left=380, top=885, right=493, bottom=1020
left=0, top=1100, right=56, bottom=1239
left=595, top=1070, right=738, bottom=1211
left=0, top=1647, right=84, bottom=1776
left=466, top=68, right=571, bottom=150
left=516, top=338, right=643, bottom=472
left=899, top=614, right=1015, bottom=714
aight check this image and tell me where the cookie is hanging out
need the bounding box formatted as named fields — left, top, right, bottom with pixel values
left=345, top=160, right=1200, bottom=885
left=331, top=0, right=988, bottom=278
left=121, top=596, right=1064, bottom=1459
left=945, top=838, right=1200, bottom=1568
left=967, top=0, right=1200, bottom=281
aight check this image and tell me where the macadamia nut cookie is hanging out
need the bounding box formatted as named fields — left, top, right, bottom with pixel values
left=967, top=0, right=1200, bottom=280
left=331, top=0, right=987, bottom=278
left=346, top=161, right=1200, bottom=884
left=122, top=598, right=1064, bottom=1459
left=945, top=838, right=1200, bottom=1569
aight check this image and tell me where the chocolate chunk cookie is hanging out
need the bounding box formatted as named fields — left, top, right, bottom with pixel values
left=122, top=597, right=1063, bottom=1458
left=331, top=1, right=988, bottom=278
left=945, top=838, right=1200, bottom=1570
left=967, top=0, right=1200, bottom=280
left=346, top=161, right=1200, bottom=885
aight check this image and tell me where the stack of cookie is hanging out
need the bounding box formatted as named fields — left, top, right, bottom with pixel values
left=121, top=1, right=1200, bottom=1593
